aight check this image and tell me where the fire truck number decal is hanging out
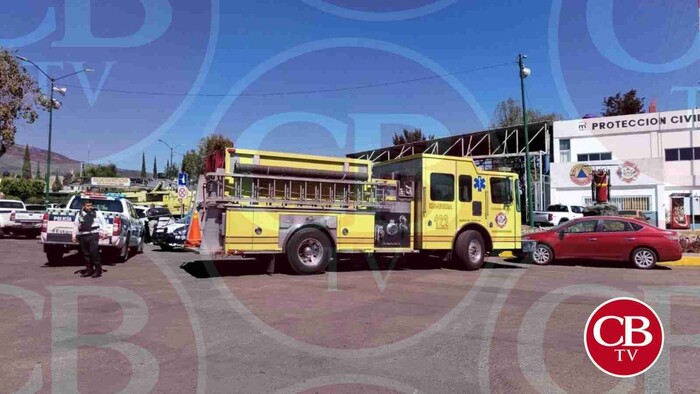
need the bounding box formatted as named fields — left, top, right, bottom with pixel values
left=434, top=214, right=449, bottom=229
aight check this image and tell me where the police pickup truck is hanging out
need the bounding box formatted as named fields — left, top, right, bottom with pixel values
left=0, top=200, right=45, bottom=238
left=41, top=193, right=146, bottom=265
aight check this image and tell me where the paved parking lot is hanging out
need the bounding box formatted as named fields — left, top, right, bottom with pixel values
left=1, top=237, right=699, bottom=393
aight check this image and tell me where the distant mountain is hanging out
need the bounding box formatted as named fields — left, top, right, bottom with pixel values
left=0, top=144, right=141, bottom=178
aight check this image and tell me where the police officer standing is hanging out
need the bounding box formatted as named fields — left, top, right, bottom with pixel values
left=71, top=200, right=108, bottom=278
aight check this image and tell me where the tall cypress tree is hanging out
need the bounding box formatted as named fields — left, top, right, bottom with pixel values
left=35, top=161, right=41, bottom=179
left=140, top=152, right=147, bottom=179
left=153, top=156, right=157, bottom=179
left=21, top=144, right=31, bottom=179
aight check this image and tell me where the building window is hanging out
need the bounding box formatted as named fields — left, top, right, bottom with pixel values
left=559, top=139, right=571, bottom=163
left=680, top=148, right=694, bottom=161
left=666, top=147, right=698, bottom=161
left=430, top=173, right=454, bottom=202
left=577, top=152, right=612, bottom=162
left=665, top=148, right=680, bottom=161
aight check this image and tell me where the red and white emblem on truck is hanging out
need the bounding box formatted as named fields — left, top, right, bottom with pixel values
left=495, top=212, right=508, bottom=228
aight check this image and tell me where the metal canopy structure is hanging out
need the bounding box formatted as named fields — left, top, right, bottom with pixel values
left=348, top=121, right=553, bottom=212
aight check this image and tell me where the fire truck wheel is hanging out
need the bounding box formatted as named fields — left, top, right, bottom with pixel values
left=454, top=230, right=485, bottom=271
left=287, top=228, right=332, bottom=275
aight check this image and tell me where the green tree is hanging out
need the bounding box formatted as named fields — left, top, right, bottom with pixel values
left=35, top=161, right=41, bottom=179
left=163, top=161, right=178, bottom=178
left=181, top=149, right=202, bottom=181
left=51, top=174, right=62, bottom=192
left=84, top=164, right=117, bottom=177
left=21, top=144, right=31, bottom=178
left=490, top=97, right=563, bottom=128
left=392, top=128, right=434, bottom=146
left=0, top=177, right=44, bottom=200
left=197, top=134, right=234, bottom=159
left=61, top=171, right=74, bottom=186
left=152, top=156, right=158, bottom=179
left=602, top=89, right=645, bottom=117
left=140, top=152, right=147, bottom=179
left=0, top=49, right=42, bottom=159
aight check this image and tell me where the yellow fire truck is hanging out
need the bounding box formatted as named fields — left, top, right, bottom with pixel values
left=194, top=147, right=533, bottom=274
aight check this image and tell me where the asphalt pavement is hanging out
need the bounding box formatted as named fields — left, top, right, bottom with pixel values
left=1, top=237, right=698, bottom=393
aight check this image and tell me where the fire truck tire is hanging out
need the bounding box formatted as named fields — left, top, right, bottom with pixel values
left=453, top=230, right=485, bottom=271
left=286, top=228, right=332, bottom=275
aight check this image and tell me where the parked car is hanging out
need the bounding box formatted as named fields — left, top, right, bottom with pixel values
left=618, top=210, right=650, bottom=222
left=10, top=203, right=46, bottom=238
left=533, top=204, right=585, bottom=226
left=41, top=193, right=147, bottom=264
left=152, top=212, right=189, bottom=250
left=522, top=216, right=682, bottom=269
left=0, top=199, right=28, bottom=237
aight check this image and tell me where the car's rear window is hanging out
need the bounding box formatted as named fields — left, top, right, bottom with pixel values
left=25, top=205, right=45, bottom=211
left=0, top=201, right=24, bottom=209
left=630, top=222, right=644, bottom=231
left=548, top=205, right=568, bottom=212
left=69, top=198, right=123, bottom=212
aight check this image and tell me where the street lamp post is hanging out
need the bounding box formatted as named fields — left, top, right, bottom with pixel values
left=157, top=139, right=181, bottom=179
left=16, top=56, right=92, bottom=205
left=517, top=54, right=534, bottom=227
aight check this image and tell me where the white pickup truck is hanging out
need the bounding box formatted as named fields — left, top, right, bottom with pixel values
left=0, top=200, right=44, bottom=238
left=41, top=193, right=146, bottom=265
left=533, top=204, right=585, bottom=227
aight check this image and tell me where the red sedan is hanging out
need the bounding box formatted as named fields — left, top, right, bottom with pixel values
left=522, top=216, right=682, bottom=269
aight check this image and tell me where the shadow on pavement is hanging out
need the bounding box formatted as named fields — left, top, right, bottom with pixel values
left=180, top=254, right=524, bottom=279
left=42, top=251, right=121, bottom=268
left=513, top=258, right=672, bottom=271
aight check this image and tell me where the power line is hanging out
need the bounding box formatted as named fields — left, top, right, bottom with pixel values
left=57, top=61, right=514, bottom=98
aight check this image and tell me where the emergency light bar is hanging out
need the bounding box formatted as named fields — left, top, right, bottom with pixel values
left=80, top=192, right=126, bottom=199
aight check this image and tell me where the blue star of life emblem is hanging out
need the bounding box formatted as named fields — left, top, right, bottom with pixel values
left=474, top=176, right=486, bottom=192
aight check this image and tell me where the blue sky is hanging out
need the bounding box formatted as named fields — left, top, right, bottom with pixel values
left=2, top=0, right=699, bottom=170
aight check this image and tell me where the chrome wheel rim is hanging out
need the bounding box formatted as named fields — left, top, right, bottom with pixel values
left=533, top=245, right=551, bottom=264
left=634, top=250, right=654, bottom=267
left=468, top=239, right=482, bottom=263
left=298, top=238, right=323, bottom=267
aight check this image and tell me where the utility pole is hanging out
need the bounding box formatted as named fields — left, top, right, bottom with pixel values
left=518, top=54, right=534, bottom=227
left=15, top=56, right=92, bottom=205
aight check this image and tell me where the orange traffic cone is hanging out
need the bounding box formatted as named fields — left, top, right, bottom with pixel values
left=185, top=210, right=202, bottom=248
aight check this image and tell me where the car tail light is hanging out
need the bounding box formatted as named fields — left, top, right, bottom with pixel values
left=548, top=213, right=553, bottom=221
left=664, top=231, right=679, bottom=241
left=113, top=217, right=121, bottom=236
left=41, top=213, right=48, bottom=232
left=10, top=211, right=15, bottom=222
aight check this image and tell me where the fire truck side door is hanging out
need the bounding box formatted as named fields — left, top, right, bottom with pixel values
left=455, top=162, right=488, bottom=233
left=487, top=176, right=518, bottom=250
left=421, top=158, right=456, bottom=250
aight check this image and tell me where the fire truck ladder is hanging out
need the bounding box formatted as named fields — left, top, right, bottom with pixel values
left=203, top=172, right=401, bottom=210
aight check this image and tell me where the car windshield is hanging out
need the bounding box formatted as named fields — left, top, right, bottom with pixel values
left=25, top=205, right=46, bottom=211
left=69, top=197, right=123, bottom=212
left=0, top=201, right=24, bottom=209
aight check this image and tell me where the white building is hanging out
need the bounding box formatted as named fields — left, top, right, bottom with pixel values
left=551, top=109, right=700, bottom=229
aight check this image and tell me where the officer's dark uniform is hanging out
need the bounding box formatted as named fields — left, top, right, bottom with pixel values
left=75, top=209, right=104, bottom=277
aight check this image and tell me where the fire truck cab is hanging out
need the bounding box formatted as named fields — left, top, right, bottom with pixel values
left=194, top=147, right=531, bottom=274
